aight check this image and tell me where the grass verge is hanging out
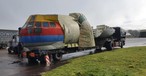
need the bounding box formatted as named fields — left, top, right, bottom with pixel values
left=42, top=46, right=146, bottom=76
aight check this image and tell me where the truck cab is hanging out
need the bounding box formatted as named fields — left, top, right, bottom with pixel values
left=112, top=27, right=126, bottom=48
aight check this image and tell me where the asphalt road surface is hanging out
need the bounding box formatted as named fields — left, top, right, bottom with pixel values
left=0, top=38, right=146, bottom=76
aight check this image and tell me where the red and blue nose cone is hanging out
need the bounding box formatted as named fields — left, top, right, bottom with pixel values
left=19, top=22, right=64, bottom=45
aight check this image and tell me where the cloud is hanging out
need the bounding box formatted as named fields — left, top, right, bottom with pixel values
left=0, top=0, right=146, bottom=30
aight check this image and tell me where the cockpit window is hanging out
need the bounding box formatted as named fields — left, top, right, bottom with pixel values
left=35, top=22, right=41, bottom=27
left=43, top=22, right=49, bottom=27
left=22, top=23, right=27, bottom=28
left=50, top=22, right=56, bottom=27
left=27, top=22, right=34, bottom=28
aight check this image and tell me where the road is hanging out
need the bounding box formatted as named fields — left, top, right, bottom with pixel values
left=125, top=38, right=146, bottom=47
left=0, top=38, right=146, bottom=76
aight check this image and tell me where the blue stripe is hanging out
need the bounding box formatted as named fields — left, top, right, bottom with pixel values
left=20, top=35, right=64, bottom=43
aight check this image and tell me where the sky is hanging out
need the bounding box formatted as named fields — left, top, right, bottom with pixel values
left=0, top=0, right=146, bottom=30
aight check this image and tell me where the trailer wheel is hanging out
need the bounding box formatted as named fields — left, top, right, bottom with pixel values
left=94, top=48, right=102, bottom=53
left=52, top=53, right=62, bottom=62
left=8, top=47, right=12, bottom=54
left=39, top=55, right=46, bottom=64
left=120, top=42, right=123, bottom=48
left=28, top=57, right=38, bottom=64
left=105, top=41, right=113, bottom=51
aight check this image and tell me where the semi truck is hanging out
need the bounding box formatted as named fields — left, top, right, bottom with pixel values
left=12, top=13, right=126, bottom=64
left=94, top=25, right=126, bottom=52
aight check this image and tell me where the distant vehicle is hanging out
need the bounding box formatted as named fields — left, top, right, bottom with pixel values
left=0, top=29, right=17, bottom=49
left=94, top=25, right=126, bottom=51
left=17, top=13, right=126, bottom=64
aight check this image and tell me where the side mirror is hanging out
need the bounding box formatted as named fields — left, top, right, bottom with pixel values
left=18, top=27, right=22, bottom=34
left=18, top=27, right=22, bottom=31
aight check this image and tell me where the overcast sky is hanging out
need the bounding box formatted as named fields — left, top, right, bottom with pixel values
left=0, top=0, right=146, bottom=30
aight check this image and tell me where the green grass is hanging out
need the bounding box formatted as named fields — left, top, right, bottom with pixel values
left=42, top=46, right=146, bottom=76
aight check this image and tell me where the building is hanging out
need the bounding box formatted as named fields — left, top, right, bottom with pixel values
left=128, top=30, right=140, bottom=37
left=0, top=29, right=18, bottom=48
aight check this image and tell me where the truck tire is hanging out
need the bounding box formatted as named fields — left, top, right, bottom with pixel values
left=52, top=53, right=62, bottom=62
left=94, top=48, right=102, bottom=53
left=28, top=57, right=38, bottom=64
left=120, top=42, right=123, bottom=48
left=105, top=41, right=113, bottom=51
left=39, top=55, right=46, bottom=64
left=8, top=47, right=12, bottom=54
